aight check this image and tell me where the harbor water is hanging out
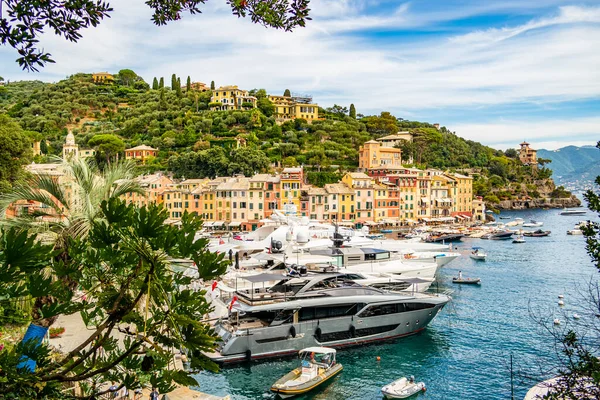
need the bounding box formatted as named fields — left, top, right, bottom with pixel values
left=192, top=207, right=598, bottom=399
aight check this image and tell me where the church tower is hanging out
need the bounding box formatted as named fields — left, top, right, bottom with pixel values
left=63, top=131, right=79, bottom=160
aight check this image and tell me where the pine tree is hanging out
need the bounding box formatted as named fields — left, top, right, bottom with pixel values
left=210, top=80, right=215, bottom=90
left=152, top=77, right=158, bottom=90
left=176, top=78, right=182, bottom=97
left=186, top=76, right=191, bottom=91
left=349, top=103, right=356, bottom=119
left=171, top=74, right=177, bottom=90
left=159, top=77, right=164, bottom=89
left=284, top=89, right=291, bottom=97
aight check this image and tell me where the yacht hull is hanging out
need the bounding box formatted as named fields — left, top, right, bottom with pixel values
left=208, top=301, right=448, bottom=364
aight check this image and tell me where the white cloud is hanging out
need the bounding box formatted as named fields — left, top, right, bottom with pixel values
left=0, top=2, right=599, bottom=148
left=453, top=117, right=600, bottom=150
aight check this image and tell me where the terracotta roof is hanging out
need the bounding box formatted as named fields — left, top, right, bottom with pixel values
left=346, top=172, right=371, bottom=179
left=325, top=183, right=354, bottom=195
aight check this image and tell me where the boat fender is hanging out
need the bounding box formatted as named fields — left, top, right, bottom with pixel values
left=245, top=349, right=252, bottom=362
left=422, top=387, right=427, bottom=392
left=349, top=324, right=356, bottom=338
left=289, top=325, right=296, bottom=338
left=314, top=327, right=322, bottom=340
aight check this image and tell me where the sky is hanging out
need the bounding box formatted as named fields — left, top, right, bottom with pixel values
left=1, top=0, right=599, bottom=150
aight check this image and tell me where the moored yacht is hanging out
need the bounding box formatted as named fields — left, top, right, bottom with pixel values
left=207, top=274, right=450, bottom=364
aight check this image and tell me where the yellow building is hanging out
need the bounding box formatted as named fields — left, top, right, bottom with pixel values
left=211, top=85, right=257, bottom=111
left=449, top=173, right=473, bottom=217
left=324, top=183, right=355, bottom=222
left=32, top=141, right=41, bottom=157
left=416, top=170, right=432, bottom=220
left=268, top=94, right=319, bottom=123
left=92, top=72, right=114, bottom=84
left=472, top=196, right=486, bottom=222
left=280, top=167, right=303, bottom=209
left=359, top=140, right=402, bottom=170
left=373, top=183, right=390, bottom=223
left=430, top=175, right=454, bottom=218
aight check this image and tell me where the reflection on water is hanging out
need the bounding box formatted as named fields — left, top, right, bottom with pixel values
left=193, top=207, right=599, bottom=399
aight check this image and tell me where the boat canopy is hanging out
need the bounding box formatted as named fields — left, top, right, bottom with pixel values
left=241, top=273, right=289, bottom=283
left=299, top=347, right=336, bottom=355
left=472, top=246, right=484, bottom=250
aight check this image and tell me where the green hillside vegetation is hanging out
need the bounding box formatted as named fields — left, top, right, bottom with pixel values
left=0, top=74, right=569, bottom=203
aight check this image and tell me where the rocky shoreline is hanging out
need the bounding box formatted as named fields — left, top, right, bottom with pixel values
left=495, top=195, right=582, bottom=210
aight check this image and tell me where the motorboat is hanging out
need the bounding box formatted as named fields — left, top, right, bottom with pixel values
left=567, top=228, right=583, bottom=235
left=514, top=218, right=524, bottom=225
left=452, top=277, right=481, bottom=285
left=560, top=208, right=587, bottom=216
left=424, top=233, right=464, bottom=243
left=523, top=230, right=551, bottom=237
left=381, top=229, right=393, bottom=234
left=499, top=216, right=511, bottom=220
left=207, top=274, right=451, bottom=364
left=271, top=347, right=342, bottom=398
left=482, top=230, right=513, bottom=240
left=512, top=235, right=526, bottom=244
left=469, top=247, right=487, bottom=261
left=400, top=251, right=460, bottom=267
left=522, top=220, right=543, bottom=228
left=382, top=376, right=426, bottom=399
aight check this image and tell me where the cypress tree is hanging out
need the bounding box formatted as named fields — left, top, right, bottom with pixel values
left=349, top=103, right=356, bottom=119
left=176, top=78, right=182, bottom=97
left=171, top=74, right=177, bottom=90
left=210, top=80, right=215, bottom=90
left=159, top=77, right=164, bottom=89
left=283, top=89, right=291, bottom=97
left=152, top=77, right=158, bottom=90
left=186, top=76, right=191, bottom=91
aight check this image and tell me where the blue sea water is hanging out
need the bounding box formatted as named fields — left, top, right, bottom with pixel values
left=192, top=207, right=599, bottom=400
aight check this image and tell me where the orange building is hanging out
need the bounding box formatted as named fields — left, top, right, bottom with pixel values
left=125, top=145, right=158, bottom=164
left=359, top=140, right=402, bottom=171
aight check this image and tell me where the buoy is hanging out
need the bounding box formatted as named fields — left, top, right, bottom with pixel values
left=289, top=325, right=296, bottom=338
left=573, top=314, right=581, bottom=320
left=376, top=356, right=381, bottom=361
left=558, top=295, right=564, bottom=299
left=558, top=300, right=565, bottom=306
left=554, top=319, right=561, bottom=325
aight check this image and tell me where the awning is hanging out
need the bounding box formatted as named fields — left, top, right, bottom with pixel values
left=228, top=221, right=242, bottom=227
left=364, top=221, right=378, bottom=226
left=203, top=221, right=215, bottom=227
left=212, top=221, right=225, bottom=227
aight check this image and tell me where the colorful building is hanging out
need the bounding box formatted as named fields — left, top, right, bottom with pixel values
left=359, top=140, right=402, bottom=171
left=125, top=145, right=158, bottom=164
left=211, top=85, right=257, bottom=111
left=519, top=141, right=537, bottom=166
left=268, top=94, right=319, bottom=123
left=280, top=168, right=303, bottom=209
left=324, top=183, right=355, bottom=222
left=92, top=72, right=114, bottom=84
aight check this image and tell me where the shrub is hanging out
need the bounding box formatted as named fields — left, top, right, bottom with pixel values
left=49, top=327, right=65, bottom=338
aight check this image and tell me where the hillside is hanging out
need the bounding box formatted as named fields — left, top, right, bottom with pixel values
left=538, top=145, right=600, bottom=188
left=0, top=73, right=578, bottom=208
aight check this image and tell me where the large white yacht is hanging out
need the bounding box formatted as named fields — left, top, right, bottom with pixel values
left=207, top=274, right=450, bottom=364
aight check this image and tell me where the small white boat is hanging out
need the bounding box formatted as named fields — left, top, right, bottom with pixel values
left=558, top=295, right=564, bottom=299
left=514, top=218, right=524, bottom=225
left=560, top=208, right=586, bottom=216
left=567, top=228, right=583, bottom=235
left=558, top=300, right=564, bottom=306
left=573, top=313, right=581, bottom=320
left=271, top=347, right=343, bottom=398
left=554, top=319, right=561, bottom=325
left=522, top=220, right=543, bottom=228
left=469, top=247, right=487, bottom=261
left=382, top=377, right=426, bottom=399
left=512, top=235, right=526, bottom=244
